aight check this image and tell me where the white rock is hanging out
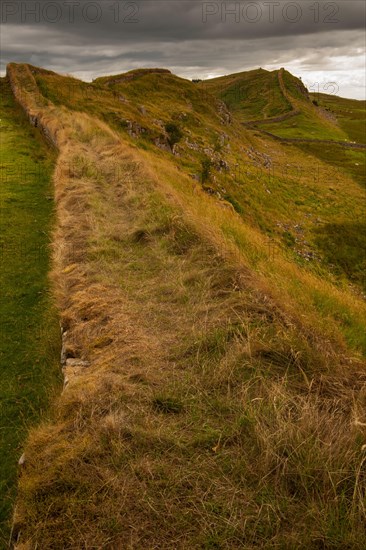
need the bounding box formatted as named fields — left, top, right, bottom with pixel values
left=66, top=358, right=90, bottom=368
left=18, top=453, right=26, bottom=466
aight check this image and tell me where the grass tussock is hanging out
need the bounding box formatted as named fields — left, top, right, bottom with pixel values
left=6, top=63, right=366, bottom=549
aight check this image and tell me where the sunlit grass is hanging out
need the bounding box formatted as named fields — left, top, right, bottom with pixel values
left=6, top=63, right=366, bottom=549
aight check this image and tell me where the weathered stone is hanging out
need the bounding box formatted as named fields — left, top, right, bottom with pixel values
left=185, top=138, right=200, bottom=151
left=216, top=101, right=232, bottom=125
left=154, top=135, right=171, bottom=152
left=217, top=159, right=230, bottom=171
left=18, top=453, right=26, bottom=466
left=125, top=120, right=148, bottom=139
left=65, top=358, right=90, bottom=368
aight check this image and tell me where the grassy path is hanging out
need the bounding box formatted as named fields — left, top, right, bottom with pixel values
left=0, top=78, right=60, bottom=545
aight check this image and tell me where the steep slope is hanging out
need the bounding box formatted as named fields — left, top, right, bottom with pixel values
left=202, top=68, right=358, bottom=143
left=198, top=68, right=292, bottom=120
left=5, top=63, right=366, bottom=549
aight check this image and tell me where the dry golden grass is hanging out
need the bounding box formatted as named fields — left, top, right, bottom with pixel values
left=7, top=63, right=366, bottom=549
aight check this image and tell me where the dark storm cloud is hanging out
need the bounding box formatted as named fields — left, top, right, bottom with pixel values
left=1, top=1, right=364, bottom=40
left=1, top=1, right=365, bottom=98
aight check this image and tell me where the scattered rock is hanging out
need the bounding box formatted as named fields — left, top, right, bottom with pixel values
left=117, top=94, right=129, bottom=104
left=202, top=185, right=216, bottom=195
left=216, top=101, right=232, bottom=125
left=177, top=112, right=188, bottom=120
left=216, top=159, right=230, bottom=171
left=154, top=135, right=171, bottom=152
left=60, top=329, right=67, bottom=366
left=123, top=120, right=148, bottom=139
left=246, top=146, right=272, bottom=168
left=18, top=453, right=26, bottom=466
left=185, top=138, right=200, bottom=151
left=65, top=358, right=90, bottom=368
left=172, top=143, right=181, bottom=156
left=218, top=133, right=229, bottom=147
left=151, top=118, right=165, bottom=131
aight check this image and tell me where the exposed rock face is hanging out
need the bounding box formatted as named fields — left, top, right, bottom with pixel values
left=246, top=146, right=272, bottom=168
left=185, top=138, right=200, bottom=151
left=216, top=159, right=230, bottom=171
left=216, top=101, right=232, bottom=125
left=218, top=133, right=229, bottom=148
left=172, top=143, right=180, bottom=156
left=203, top=147, right=214, bottom=157
left=152, top=118, right=165, bottom=129
left=154, top=135, right=172, bottom=152
left=122, top=119, right=148, bottom=139
left=65, top=358, right=90, bottom=368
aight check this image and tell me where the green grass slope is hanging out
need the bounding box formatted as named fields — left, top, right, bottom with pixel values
left=0, top=78, right=61, bottom=545
left=310, top=92, right=366, bottom=144
left=278, top=90, right=366, bottom=286
left=203, top=68, right=352, bottom=142
left=197, top=68, right=291, bottom=120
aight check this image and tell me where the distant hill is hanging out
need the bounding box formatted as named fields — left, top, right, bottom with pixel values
left=198, top=68, right=293, bottom=120
left=201, top=68, right=366, bottom=145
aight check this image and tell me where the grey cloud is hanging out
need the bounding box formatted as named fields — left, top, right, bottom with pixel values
left=1, top=1, right=365, bottom=41
left=1, top=1, right=365, bottom=98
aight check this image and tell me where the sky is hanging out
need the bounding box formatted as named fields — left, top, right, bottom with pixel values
left=1, top=0, right=365, bottom=99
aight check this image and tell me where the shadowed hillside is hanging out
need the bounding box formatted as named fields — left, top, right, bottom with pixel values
left=3, top=63, right=366, bottom=549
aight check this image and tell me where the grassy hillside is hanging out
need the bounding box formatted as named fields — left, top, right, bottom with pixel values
left=5, top=63, right=366, bottom=549
left=259, top=110, right=346, bottom=141
left=197, top=68, right=291, bottom=120
left=28, top=65, right=366, bottom=295
left=0, top=78, right=61, bottom=545
left=203, top=68, right=352, bottom=142
left=310, top=92, right=366, bottom=144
